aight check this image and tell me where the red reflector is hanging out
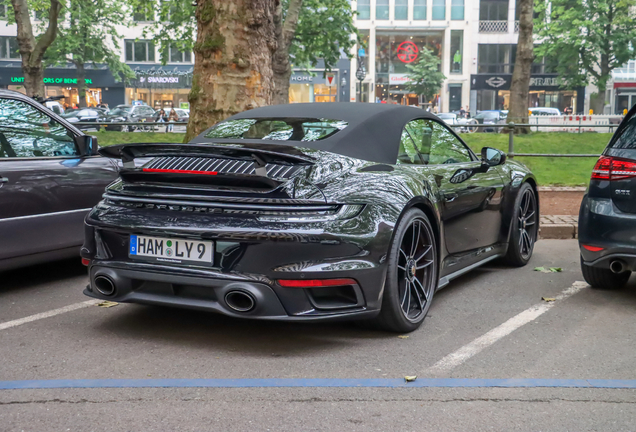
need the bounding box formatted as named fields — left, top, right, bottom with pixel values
left=142, top=168, right=218, bottom=175
left=277, top=278, right=357, bottom=288
left=582, top=245, right=604, bottom=252
left=591, top=156, right=636, bottom=181
left=81, top=258, right=90, bottom=266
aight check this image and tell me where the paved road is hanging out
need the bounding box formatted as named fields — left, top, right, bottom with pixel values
left=1, top=240, right=635, bottom=431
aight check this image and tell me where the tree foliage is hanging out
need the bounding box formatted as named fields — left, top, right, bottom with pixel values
left=46, top=0, right=134, bottom=106
left=535, top=0, right=636, bottom=112
left=289, top=0, right=358, bottom=73
left=405, top=48, right=445, bottom=102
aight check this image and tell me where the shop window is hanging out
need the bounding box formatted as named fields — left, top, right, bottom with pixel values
left=451, top=0, right=464, bottom=20
left=34, top=9, right=47, bottom=21
left=314, top=84, right=336, bottom=102
left=450, top=31, right=463, bottom=74
left=413, top=0, right=426, bottom=19
left=394, top=0, right=408, bottom=20
left=376, top=0, right=389, bottom=20
left=125, top=40, right=156, bottom=63
left=357, top=0, right=370, bottom=19
left=0, top=5, right=7, bottom=19
left=0, top=37, right=19, bottom=60
left=169, top=44, right=192, bottom=63
left=432, top=0, right=445, bottom=20
left=480, top=0, right=508, bottom=20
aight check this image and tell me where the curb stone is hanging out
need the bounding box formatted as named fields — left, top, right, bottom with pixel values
left=539, top=215, right=578, bottom=239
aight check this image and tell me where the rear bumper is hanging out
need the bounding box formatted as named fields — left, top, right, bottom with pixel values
left=82, top=203, right=392, bottom=321
left=578, top=194, right=636, bottom=269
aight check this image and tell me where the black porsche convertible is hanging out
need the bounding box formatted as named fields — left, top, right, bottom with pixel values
left=82, top=103, right=538, bottom=332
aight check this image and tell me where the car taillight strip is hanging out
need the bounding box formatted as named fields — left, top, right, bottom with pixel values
left=142, top=168, right=218, bottom=175
left=591, top=156, right=636, bottom=181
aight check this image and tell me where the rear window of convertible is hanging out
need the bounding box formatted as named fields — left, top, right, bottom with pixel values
left=205, top=118, right=348, bottom=141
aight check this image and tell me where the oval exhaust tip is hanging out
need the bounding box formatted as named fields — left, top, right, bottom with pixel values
left=94, top=275, right=116, bottom=296
left=224, top=290, right=256, bottom=313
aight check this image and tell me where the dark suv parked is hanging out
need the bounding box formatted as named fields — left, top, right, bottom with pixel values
left=579, top=104, right=636, bottom=288
left=101, top=104, right=156, bottom=132
left=0, top=90, right=119, bottom=271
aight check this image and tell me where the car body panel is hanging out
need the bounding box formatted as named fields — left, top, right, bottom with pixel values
left=0, top=90, right=119, bottom=271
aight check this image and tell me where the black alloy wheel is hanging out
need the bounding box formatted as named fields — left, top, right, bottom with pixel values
left=505, top=183, right=538, bottom=266
left=374, top=208, right=438, bottom=332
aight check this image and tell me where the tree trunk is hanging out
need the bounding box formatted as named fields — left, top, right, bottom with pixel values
left=185, top=0, right=278, bottom=142
left=77, top=63, right=87, bottom=107
left=272, top=0, right=303, bottom=105
left=507, top=0, right=534, bottom=134
left=11, top=0, right=62, bottom=99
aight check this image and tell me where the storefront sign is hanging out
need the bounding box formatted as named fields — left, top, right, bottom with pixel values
left=397, top=41, right=419, bottom=64
left=10, top=76, right=93, bottom=85
left=290, top=75, right=313, bottom=82
left=140, top=76, right=179, bottom=84
left=131, top=72, right=191, bottom=89
left=325, top=74, right=335, bottom=87
left=389, top=74, right=413, bottom=85
left=471, top=74, right=563, bottom=91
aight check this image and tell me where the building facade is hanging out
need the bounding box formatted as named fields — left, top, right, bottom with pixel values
left=350, top=0, right=584, bottom=113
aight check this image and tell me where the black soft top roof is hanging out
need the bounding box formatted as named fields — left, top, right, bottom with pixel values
left=191, top=103, right=438, bottom=164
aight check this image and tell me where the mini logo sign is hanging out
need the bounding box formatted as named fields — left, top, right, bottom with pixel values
left=326, top=74, right=335, bottom=86
left=397, top=41, right=419, bottom=64
left=147, top=76, right=179, bottom=83
left=485, top=76, right=507, bottom=88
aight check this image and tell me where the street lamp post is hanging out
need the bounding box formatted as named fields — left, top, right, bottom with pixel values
left=355, top=60, right=366, bottom=103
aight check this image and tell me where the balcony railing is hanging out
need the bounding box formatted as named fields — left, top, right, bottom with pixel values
left=479, top=20, right=509, bottom=33
left=514, top=20, right=519, bottom=33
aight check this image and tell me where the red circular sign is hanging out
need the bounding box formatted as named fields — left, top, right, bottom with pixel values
left=397, top=41, right=419, bottom=63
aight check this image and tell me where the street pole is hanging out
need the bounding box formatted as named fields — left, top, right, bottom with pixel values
left=355, top=56, right=366, bottom=103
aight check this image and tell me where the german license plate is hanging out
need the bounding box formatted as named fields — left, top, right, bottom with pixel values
left=129, top=235, right=214, bottom=266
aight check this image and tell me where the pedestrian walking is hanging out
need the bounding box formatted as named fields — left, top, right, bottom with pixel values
left=167, top=108, right=179, bottom=132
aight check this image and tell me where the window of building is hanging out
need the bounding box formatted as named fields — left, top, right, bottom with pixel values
left=413, top=0, right=427, bottom=19
left=451, top=0, right=464, bottom=19
left=480, top=0, right=508, bottom=20
left=125, top=40, right=156, bottom=62
left=34, top=9, right=48, bottom=21
left=376, top=0, right=389, bottom=20
left=357, top=0, right=370, bottom=19
left=477, top=44, right=516, bottom=73
left=395, top=0, right=408, bottom=20
left=0, top=5, right=8, bottom=19
left=432, top=0, right=445, bottom=20
left=450, top=31, right=463, bottom=74
left=169, top=44, right=192, bottom=63
left=0, top=37, right=19, bottom=60
left=133, top=4, right=154, bottom=22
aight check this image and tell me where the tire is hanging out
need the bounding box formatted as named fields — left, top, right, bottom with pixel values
left=505, top=182, right=538, bottom=267
left=580, top=256, right=630, bottom=289
left=372, top=208, right=438, bottom=333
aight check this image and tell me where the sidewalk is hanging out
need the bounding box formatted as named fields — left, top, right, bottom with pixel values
left=539, top=215, right=578, bottom=239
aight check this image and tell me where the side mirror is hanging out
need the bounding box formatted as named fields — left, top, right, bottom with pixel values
left=75, top=135, right=99, bottom=156
left=481, top=147, right=506, bottom=167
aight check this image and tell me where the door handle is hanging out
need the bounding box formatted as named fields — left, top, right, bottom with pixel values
left=445, top=193, right=457, bottom=202
left=0, top=177, right=8, bottom=183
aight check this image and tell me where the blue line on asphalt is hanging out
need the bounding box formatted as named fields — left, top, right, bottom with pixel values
left=1, top=378, right=636, bottom=390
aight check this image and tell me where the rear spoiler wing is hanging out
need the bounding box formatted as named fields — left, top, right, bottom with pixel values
left=99, top=143, right=315, bottom=169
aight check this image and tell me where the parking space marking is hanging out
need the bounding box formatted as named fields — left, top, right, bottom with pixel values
left=1, top=378, right=635, bottom=390
left=0, top=300, right=101, bottom=331
left=427, top=281, right=588, bottom=374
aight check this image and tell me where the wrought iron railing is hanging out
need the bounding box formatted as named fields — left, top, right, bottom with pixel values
left=479, top=20, right=509, bottom=33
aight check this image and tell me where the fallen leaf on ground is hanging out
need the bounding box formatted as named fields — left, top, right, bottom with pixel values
left=541, top=297, right=556, bottom=302
left=534, top=267, right=546, bottom=272
left=404, top=375, right=417, bottom=382
left=549, top=267, right=563, bottom=272
left=96, top=301, right=119, bottom=308
left=398, top=335, right=409, bottom=339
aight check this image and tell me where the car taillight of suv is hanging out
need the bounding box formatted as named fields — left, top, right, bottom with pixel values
left=590, top=156, right=636, bottom=181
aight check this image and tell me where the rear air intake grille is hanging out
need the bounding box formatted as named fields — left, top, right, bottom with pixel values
left=103, top=193, right=339, bottom=216
left=145, top=156, right=301, bottom=179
